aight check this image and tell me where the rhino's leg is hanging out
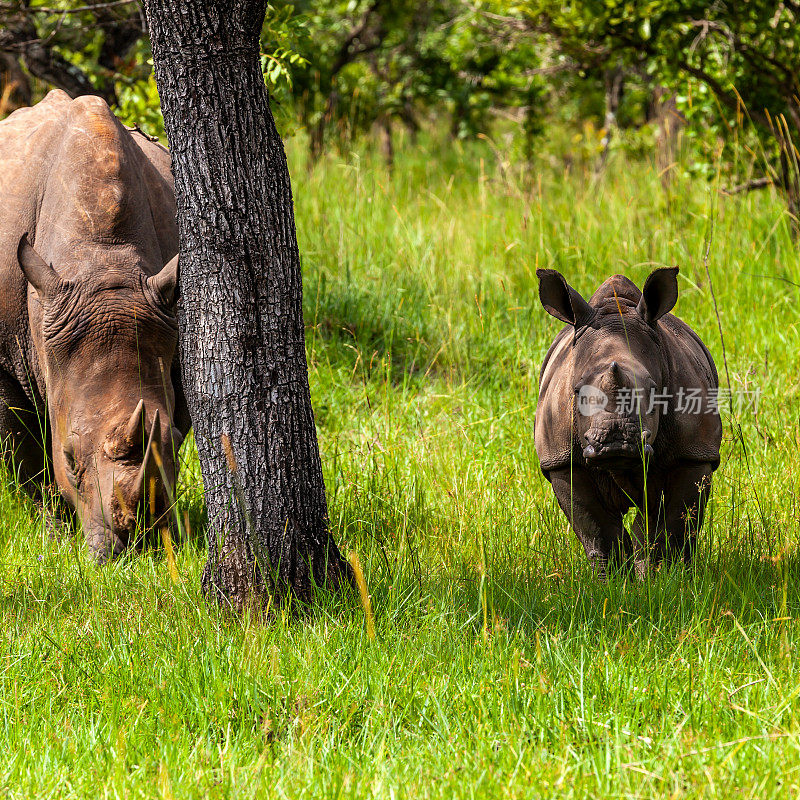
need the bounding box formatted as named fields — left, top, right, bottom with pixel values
left=548, top=467, right=626, bottom=576
left=0, top=380, right=49, bottom=489
left=628, top=477, right=666, bottom=579
left=662, top=462, right=714, bottom=566
left=629, top=462, right=714, bottom=575
left=0, top=377, right=74, bottom=535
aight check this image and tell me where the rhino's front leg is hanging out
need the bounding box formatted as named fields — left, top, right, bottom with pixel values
left=548, top=467, right=626, bottom=576
left=630, top=462, right=714, bottom=576
left=662, top=462, right=713, bottom=566
left=629, top=480, right=664, bottom=580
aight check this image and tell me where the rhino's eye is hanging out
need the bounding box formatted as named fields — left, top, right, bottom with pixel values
left=64, top=450, right=76, bottom=474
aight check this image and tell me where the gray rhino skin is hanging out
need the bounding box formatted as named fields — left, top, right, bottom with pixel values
left=534, top=267, right=721, bottom=576
left=0, top=90, right=190, bottom=561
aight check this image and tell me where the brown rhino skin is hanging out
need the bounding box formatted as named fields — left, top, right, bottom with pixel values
left=534, top=268, right=722, bottom=576
left=0, top=90, right=190, bottom=560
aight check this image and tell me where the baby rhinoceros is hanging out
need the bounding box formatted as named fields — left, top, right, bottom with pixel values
left=534, top=267, right=721, bottom=578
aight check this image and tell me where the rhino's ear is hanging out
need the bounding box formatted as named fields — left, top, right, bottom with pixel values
left=17, top=234, right=63, bottom=299
left=637, top=266, right=679, bottom=324
left=147, top=253, right=179, bottom=306
left=536, top=268, right=594, bottom=327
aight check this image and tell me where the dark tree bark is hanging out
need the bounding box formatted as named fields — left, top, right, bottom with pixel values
left=143, top=0, right=352, bottom=611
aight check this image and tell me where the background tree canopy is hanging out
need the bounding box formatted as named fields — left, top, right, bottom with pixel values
left=2, top=0, right=798, bottom=227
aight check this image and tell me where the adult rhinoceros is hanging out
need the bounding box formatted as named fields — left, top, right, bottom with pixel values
left=0, top=90, right=190, bottom=560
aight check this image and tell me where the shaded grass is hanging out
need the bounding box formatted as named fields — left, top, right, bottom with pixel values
left=0, top=133, right=799, bottom=796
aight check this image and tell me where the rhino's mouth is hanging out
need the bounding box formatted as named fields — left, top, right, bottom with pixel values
left=582, top=423, right=653, bottom=469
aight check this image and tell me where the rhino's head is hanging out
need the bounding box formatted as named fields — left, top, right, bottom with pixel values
left=537, top=267, right=679, bottom=471
left=18, top=235, right=183, bottom=561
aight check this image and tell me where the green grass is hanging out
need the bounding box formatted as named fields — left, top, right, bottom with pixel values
left=2, top=132, right=800, bottom=797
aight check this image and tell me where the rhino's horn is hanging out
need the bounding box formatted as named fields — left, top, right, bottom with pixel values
left=605, top=361, right=622, bottom=389
left=125, top=399, right=146, bottom=446
left=132, top=408, right=161, bottom=505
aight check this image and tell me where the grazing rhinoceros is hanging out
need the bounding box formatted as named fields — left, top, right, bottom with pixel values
left=0, top=90, right=190, bottom=561
left=534, top=267, right=721, bottom=577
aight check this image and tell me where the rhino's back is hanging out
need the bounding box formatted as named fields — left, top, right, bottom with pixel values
left=658, top=312, right=722, bottom=467
left=0, top=91, right=177, bottom=394
left=0, top=92, right=71, bottom=336
left=0, top=91, right=176, bottom=273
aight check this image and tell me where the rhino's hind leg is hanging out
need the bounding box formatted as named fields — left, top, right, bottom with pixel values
left=548, top=467, right=627, bottom=576
left=629, top=482, right=664, bottom=578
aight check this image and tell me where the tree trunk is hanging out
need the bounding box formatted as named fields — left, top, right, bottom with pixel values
left=379, top=117, right=394, bottom=169
left=309, top=90, right=337, bottom=166
left=776, top=110, right=800, bottom=241
left=0, top=53, right=31, bottom=115
left=143, top=0, right=351, bottom=611
left=652, top=86, right=685, bottom=189
left=597, top=66, right=624, bottom=174
left=399, top=100, right=419, bottom=145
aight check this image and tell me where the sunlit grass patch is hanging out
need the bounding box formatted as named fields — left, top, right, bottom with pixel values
left=0, top=133, right=798, bottom=796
